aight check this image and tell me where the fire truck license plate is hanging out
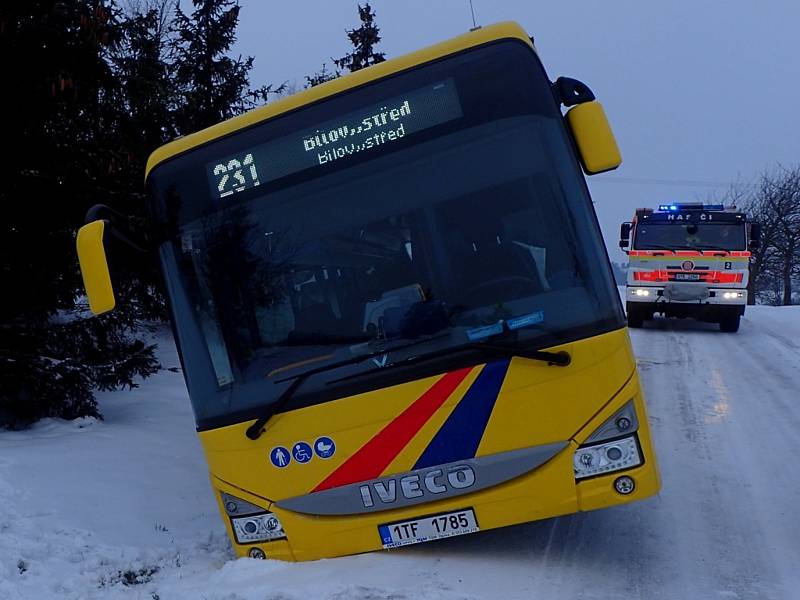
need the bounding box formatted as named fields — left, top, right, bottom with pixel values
left=675, top=273, right=701, bottom=281
left=378, top=509, right=479, bottom=548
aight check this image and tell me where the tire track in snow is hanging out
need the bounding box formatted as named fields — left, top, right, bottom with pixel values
left=632, top=315, right=794, bottom=599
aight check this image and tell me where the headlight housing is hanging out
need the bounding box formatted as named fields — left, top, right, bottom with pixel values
left=573, top=435, right=642, bottom=479
left=584, top=400, right=639, bottom=445
left=574, top=400, right=643, bottom=479
left=231, top=512, right=286, bottom=544
left=221, top=491, right=286, bottom=544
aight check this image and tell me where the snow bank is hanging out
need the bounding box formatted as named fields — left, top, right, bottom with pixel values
left=2, top=309, right=799, bottom=598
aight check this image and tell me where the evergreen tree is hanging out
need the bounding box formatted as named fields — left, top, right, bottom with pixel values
left=172, top=0, right=282, bottom=134
left=0, top=1, right=160, bottom=429
left=306, top=3, right=386, bottom=88
left=105, top=1, right=179, bottom=321
left=305, top=63, right=339, bottom=88
left=333, top=3, right=385, bottom=74
left=1, top=0, right=289, bottom=429
left=111, top=3, right=178, bottom=165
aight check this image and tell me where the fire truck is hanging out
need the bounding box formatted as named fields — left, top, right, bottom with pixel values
left=619, top=203, right=760, bottom=332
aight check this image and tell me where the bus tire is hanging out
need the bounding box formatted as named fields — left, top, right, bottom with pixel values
left=719, top=314, right=740, bottom=333
left=626, top=303, right=645, bottom=328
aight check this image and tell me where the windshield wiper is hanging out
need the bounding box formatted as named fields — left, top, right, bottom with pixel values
left=245, top=333, right=450, bottom=440
left=692, top=244, right=730, bottom=255
left=639, top=244, right=676, bottom=254
left=324, top=340, right=570, bottom=387
left=675, top=244, right=730, bottom=256
left=683, top=246, right=714, bottom=256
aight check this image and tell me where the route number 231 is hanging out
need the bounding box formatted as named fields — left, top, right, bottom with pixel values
left=212, top=153, right=260, bottom=198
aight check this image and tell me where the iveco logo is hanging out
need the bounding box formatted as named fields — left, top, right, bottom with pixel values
left=681, top=260, right=695, bottom=271
left=275, top=442, right=569, bottom=516
left=358, top=465, right=475, bottom=508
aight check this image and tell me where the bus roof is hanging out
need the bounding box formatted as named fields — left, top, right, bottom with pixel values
left=144, top=22, right=533, bottom=180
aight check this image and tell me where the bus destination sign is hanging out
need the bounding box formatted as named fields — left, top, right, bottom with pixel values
left=206, top=79, right=462, bottom=200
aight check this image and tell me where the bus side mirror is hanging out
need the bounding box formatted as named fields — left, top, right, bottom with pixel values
left=619, top=222, right=632, bottom=249
left=76, top=220, right=116, bottom=315
left=749, top=223, right=761, bottom=249
left=566, top=101, right=622, bottom=175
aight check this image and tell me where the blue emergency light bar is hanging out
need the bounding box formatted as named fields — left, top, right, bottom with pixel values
left=658, top=203, right=724, bottom=211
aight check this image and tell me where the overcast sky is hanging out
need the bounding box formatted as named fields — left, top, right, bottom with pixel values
left=232, top=0, right=800, bottom=257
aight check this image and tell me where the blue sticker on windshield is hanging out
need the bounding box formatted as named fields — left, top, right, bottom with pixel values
left=466, top=321, right=504, bottom=341
left=507, top=311, right=545, bottom=331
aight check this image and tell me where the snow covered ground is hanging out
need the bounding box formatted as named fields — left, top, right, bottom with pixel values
left=2, top=306, right=799, bottom=599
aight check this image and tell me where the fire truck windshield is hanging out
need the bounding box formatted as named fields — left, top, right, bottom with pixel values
left=633, top=222, right=746, bottom=251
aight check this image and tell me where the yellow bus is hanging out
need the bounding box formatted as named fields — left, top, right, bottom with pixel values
left=77, top=22, right=660, bottom=561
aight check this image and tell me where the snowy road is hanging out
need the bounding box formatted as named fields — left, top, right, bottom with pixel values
left=1, top=307, right=799, bottom=599
left=620, top=309, right=800, bottom=599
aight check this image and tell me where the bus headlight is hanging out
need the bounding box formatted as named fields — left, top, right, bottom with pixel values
left=573, top=435, right=642, bottom=479
left=231, top=512, right=286, bottom=544
left=221, top=491, right=286, bottom=544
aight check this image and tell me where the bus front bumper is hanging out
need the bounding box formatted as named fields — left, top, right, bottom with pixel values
left=210, top=380, right=661, bottom=562
left=627, top=286, right=747, bottom=307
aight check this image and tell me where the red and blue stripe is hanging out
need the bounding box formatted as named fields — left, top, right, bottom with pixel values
left=412, top=359, right=510, bottom=469
left=313, top=360, right=510, bottom=492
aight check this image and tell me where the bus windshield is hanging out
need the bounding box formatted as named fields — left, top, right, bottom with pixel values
left=147, top=40, right=623, bottom=430
left=633, top=222, right=746, bottom=251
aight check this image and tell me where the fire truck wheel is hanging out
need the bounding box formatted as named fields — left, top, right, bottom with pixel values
left=626, top=303, right=645, bottom=328
left=719, top=314, right=740, bottom=333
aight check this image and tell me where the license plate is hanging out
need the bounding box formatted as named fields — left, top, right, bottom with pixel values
left=675, top=273, right=701, bottom=281
left=378, top=509, right=479, bottom=548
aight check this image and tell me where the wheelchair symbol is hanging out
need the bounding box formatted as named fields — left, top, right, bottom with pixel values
left=292, top=441, right=313, bottom=464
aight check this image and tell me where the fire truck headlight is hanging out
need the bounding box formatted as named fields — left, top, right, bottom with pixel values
left=231, top=513, right=286, bottom=544
left=574, top=435, right=642, bottom=479
left=722, top=292, right=744, bottom=300
left=632, top=288, right=651, bottom=297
